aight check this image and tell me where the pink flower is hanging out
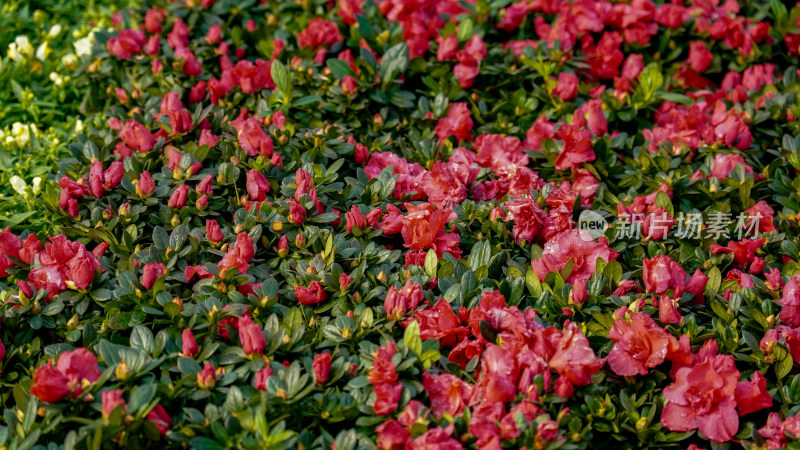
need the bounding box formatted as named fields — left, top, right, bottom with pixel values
left=434, top=103, right=473, bottom=143
left=254, top=366, right=274, bottom=390
left=687, top=41, right=713, bottom=72
left=182, top=329, right=199, bottom=358
left=422, top=371, right=472, bottom=418
left=384, top=280, right=424, bottom=321
left=146, top=404, right=173, bottom=435
left=119, top=120, right=156, bottom=152
left=607, top=307, right=674, bottom=376
left=555, top=124, right=595, bottom=170
left=238, top=316, right=266, bottom=355
left=30, top=348, right=101, bottom=403
left=553, top=72, right=579, bottom=101
left=661, top=354, right=740, bottom=442
left=313, top=352, right=332, bottom=384
left=107, top=29, right=146, bottom=59
left=531, top=229, right=618, bottom=285
left=642, top=255, right=687, bottom=296
left=141, top=263, right=166, bottom=290
left=101, top=390, right=126, bottom=420
left=548, top=320, right=603, bottom=386
left=779, top=279, right=800, bottom=327
left=295, top=281, right=327, bottom=305
left=297, top=19, right=342, bottom=50
left=735, top=371, right=773, bottom=416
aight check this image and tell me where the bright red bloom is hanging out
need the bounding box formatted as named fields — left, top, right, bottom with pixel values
left=168, top=184, right=188, bottom=209
left=313, top=352, right=332, bottom=384
left=237, top=118, right=273, bottom=157
left=107, top=29, right=146, bottom=59
left=246, top=169, right=270, bottom=201
left=239, top=315, right=266, bottom=355
left=555, top=124, right=595, bottom=170
left=474, top=134, right=528, bottom=172
left=119, top=120, right=156, bottom=152
left=434, top=102, right=473, bottom=143
left=523, top=115, right=555, bottom=151
left=254, top=366, right=274, bottom=391
left=0, top=227, right=20, bottom=276
left=384, top=280, right=424, bottom=321
left=709, top=238, right=765, bottom=268
left=422, top=371, right=472, bottom=419
left=142, top=263, right=166, bottom=290
left=531, top=229, right=618, bottom=285
left=369, top=341, right=398, bottom=386
left=206, top=219, right=224, bottom=243
left=709, top=153, right=755, bottom=180
left=182, top=329, right=199, bottom=358
left=421, top=161, right=473, bottom=209
left=608, top=307, right=674, bottom=376
left=30, top=348, right=101, bottom=403
left=735, top=371, right=773, bottom=416
left=779, top=279, right=800, bottom=327
left=373, top=382, right=403, bottom=416
left=101, top=390, right=126, bottom=420
left=553, top=72, right=579, bottom=101
left=642, top=255, right=687, bottom=296
left=296, top=281, right=327, bottom=305
left=376, top=420, right=410, bottom=450
left=548, top=320, right=603, bottom=386
left=687, top=41, right=713, bottom=72
left=146, top=404, right=173, bottom=435
left=661, top=353, right=740, bottom=442
left=297, top=19, right=343, bottom=50
left=345, top=206, right=367, bottom=233
left=197, top=362, right=216, bottom=389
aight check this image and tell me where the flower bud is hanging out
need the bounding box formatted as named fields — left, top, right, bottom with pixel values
left=294, top=233, right=306, bottom=247
left=277, top=235, right=289, bottom=258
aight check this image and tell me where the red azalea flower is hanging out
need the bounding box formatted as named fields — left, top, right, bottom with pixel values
left=182, top=329, right=199, bottom=358
left=118, top=120, right=156, bottom=153
left=313, top=352, right=332, bottom=384
left=101, top=390, right=126, bottom=420
left=607, top=307, right=674, bottom=376
left=146, top=404, right=173, bottom=435
left=434, top=102, right=473, bottom=143
left=735, top=371, right=773, bottom=416
left=295, top=281, right=327, bottom=305
left=373, top=382, right=403, bottom=416
left=661, top=353, right=740, bottom=442
left=642, top=255, right=687, bottom=296
left=142, top=263, right=166, bottom=290
left=421, top=371, right=472, bottom=419
left=548, top=320, right=603, bottom=387
left=238, top=316, right=266, bottom=355
left=531, top=229, right=618, bottom=285
left=384, top=280, right=423, bottom=321
left=31, top=348, right=100, bottom=403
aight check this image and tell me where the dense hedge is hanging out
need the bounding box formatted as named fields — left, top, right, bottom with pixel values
left=2, top=0, right=800, bottom=448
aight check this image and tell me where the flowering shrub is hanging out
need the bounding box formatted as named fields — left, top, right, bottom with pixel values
left=2, top=0, right=800, bottom=448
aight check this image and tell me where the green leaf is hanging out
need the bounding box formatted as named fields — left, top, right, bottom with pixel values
left=327, top=59, right=355, bottom=79
left=424, top=249, right=438, bottom=278
left=457, top=18, right=474, bottom=42
left=403, top=320, right=422, bottom=357
left=380, top=43, right=409, bottom=87
left=271, top=59, right=292, bottom=104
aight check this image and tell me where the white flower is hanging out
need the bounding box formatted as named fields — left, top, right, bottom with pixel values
left=36, top=42, right=48, bottom=61
left=74, top=35, right=93, bottom=57
left=9, top=176, right=28, bottom=197
left=8, top=35, right=33, bottom=61
left=48, top=25, right=62, bottom=38
left=75, top=120, right=84, bottom=133
left=32, top=177, right=42, bottom=195
left=11, top=122, right=30, bottom=148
